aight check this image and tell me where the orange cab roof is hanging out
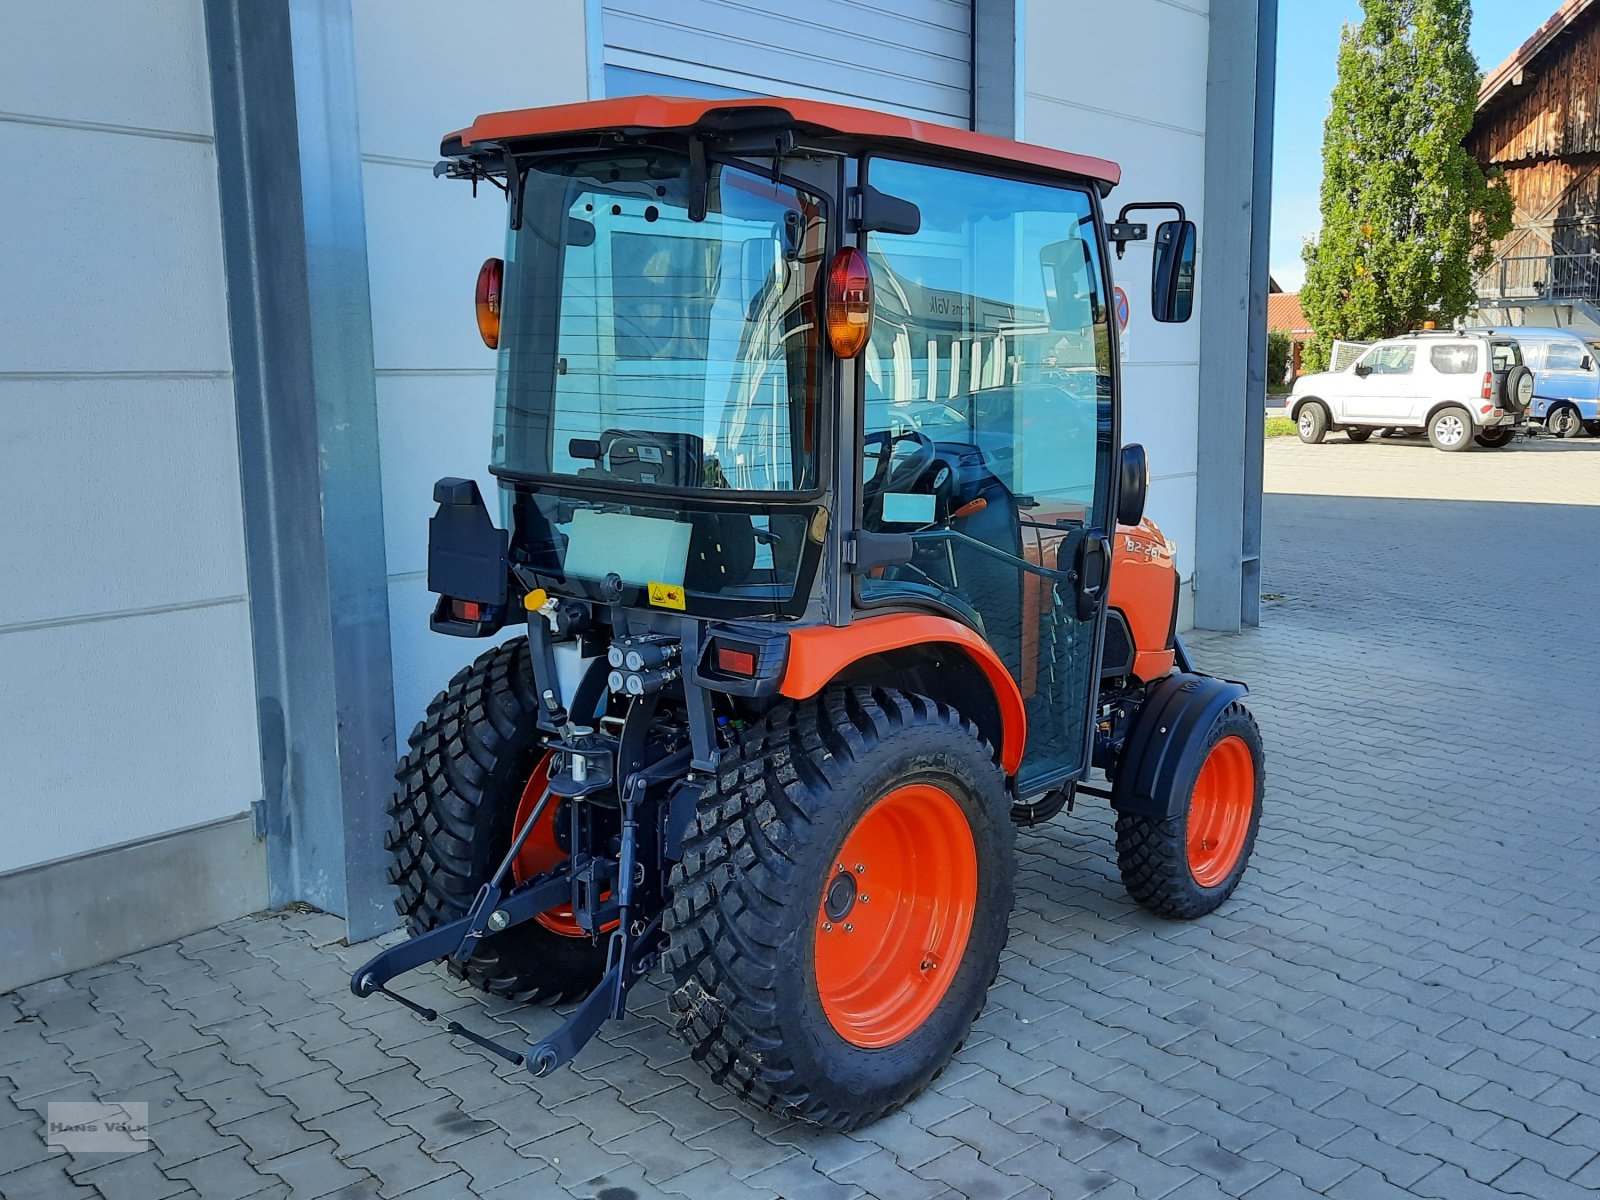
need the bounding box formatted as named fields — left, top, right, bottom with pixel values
left=445, top=96, right=1122, bottom=189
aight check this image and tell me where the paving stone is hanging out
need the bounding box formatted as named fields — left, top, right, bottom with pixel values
left=257, top=1140, right=381, bottom=1197
left=218, top=1103, right=327, bottom=1165
left=1397, top=1120, right=1520, bottom=1183
left=746, top=1151, right=865, bottom=1199
left=0, top=1158, right=96, bottom=1198
left=343, top=1131, right=460, bottom=1199
left=164, top=1144, right=282, bottom=1197
left=1236, top=1130, right=1360, bottom=1194
left=262, top=1065, right=365, bottom=1122
left=71, top=1148, right=192, bottom=1200
left=153, top=1109, right=244, bottom=1169
left=657, top=1159, right=783, bottom=1200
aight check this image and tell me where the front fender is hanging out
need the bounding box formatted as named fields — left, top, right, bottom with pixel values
left=1111, top=672, right=1248, bottom=819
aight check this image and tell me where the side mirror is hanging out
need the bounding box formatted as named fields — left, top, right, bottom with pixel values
left=1152, top=220, right=1197, bottom=323
left=1117, top=443, right=1149, bottom=527
left=1584, top=355, right=1594, bottom=372
left=1353, top=363, right=1372, bottom=378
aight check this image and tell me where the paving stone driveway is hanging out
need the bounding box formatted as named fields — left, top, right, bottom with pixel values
left=6, top=434, right=1600, bottom=1199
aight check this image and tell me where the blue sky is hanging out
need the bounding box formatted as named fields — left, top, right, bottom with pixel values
left=1270, top=1, right=1544, bottom=290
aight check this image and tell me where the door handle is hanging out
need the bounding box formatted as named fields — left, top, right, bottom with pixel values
left=1073, top=531, right=1112, bottom=622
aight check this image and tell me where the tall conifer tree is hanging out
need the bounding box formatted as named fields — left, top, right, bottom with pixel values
left=1301, top=0, right=1512, bottom=370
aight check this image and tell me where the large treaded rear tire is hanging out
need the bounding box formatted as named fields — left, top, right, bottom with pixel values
left=663, top=687, right=1014, bottom=1131
left=1116, top=702, right=1264, bottom=919
left=387, top=638, right=606, bottom=1001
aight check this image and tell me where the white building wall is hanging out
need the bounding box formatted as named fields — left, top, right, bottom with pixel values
left=350, top=0, right=591, bottom=739
left=1025, top=0, right=1209, bottom=618
left=0, top=1, right=262, bottom=873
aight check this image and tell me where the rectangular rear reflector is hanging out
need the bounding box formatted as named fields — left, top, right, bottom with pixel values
left=452, top=599, right=484, bottom=621
left=716, top=646, right=756, bottom=676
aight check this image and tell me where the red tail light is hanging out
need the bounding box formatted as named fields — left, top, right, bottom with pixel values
left=451, top=598, right=484, bottom=622
left=476, top=257, right=503, bottom=349
left=825, top=247, right=873, bottom=359
left=1482, top=371, right=1493, bottom=399
left=715, top=646, right=757, bottom=677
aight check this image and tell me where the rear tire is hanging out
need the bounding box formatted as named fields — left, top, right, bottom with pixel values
left=664, top=688, right=1014, bottom=1130
left=388, top=639, right=607, bottom=1002
left=1116, top=702, right=1264, bottom=919
left=1346, top=428, right=1374, bottom=443
left=1296, top=402, right=1329, bottom=444
left=1428, top=406, right=1473, bottom=452
left=1549, top=404, right=1583, bottom=439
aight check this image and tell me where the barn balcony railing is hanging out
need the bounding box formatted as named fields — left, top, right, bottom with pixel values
left=1478, top=253, right=1600, bottom=305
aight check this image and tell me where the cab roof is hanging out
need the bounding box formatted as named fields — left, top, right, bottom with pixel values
left=442, top=96, right=1122, bottom=192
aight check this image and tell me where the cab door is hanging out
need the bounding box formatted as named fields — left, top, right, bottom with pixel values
left=853, top=156, right=1113, bottom=793
left=1345, top=344, right=1418, bottom=421
left=1537, top=340, right=1596, bottom=416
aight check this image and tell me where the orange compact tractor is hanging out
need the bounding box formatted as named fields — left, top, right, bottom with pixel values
left=353, top=96, right=1264, bottom=1129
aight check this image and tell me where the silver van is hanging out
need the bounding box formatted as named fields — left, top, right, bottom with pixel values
left=1466, top=327, right=1600, bottom=438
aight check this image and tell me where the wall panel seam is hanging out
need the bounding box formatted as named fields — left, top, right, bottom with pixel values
left=0, top=110, right=214, bottom=144
left=0, top=595, right=248, bottom=637
left=1023, top=93, right=1205, bottom=138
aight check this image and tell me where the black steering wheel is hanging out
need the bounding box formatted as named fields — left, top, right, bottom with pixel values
left=863, top=429, right=936, bottom=499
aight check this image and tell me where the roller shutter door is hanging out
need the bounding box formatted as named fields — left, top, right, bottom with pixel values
left=602, top=0, right=973, bottom=128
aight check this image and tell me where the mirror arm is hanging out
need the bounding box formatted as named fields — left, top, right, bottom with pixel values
left=1110, top=201, right=1188, bottom=259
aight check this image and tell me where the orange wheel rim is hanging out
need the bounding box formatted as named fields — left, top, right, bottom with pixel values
left=1186, top=736, right=1255, bottom=888
left=814, top=783, right=978, bottom=1049
left=511, top=753, right=600, bottom=938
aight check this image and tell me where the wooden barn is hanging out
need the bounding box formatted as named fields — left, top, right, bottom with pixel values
left=1471, top=0, right=1600, bottom=327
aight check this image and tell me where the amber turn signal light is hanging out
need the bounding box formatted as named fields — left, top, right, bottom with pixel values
left=476, top=257, right=503, bottom=349
left=825, top=247, right=873, bottom=359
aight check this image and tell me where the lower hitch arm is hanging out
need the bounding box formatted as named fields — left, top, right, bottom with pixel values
left=525, top=912, right=664, bottom=1077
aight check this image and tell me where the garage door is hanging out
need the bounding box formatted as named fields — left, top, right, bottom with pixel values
left=602, top=0, right=973, bottom=128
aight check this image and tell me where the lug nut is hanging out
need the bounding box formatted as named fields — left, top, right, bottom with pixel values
left=822, top=922, right=832, bottom=932
left=487, top=910, right=510, bottom=932
left=855, top=863, right=865, bottom=873
left=844, top=923, right=853, bottom=933
left=860, top=895, right=870, bottom=903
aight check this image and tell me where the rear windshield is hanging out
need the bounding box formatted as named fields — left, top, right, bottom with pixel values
left=492, top=151, right=827, bottom=494
left=1490, top=341, right=1523, bottom=371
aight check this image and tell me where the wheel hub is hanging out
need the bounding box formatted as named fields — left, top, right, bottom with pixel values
left=823, top=871, right=858, bottom=922
left=812, top=783, right=978, bottom=1049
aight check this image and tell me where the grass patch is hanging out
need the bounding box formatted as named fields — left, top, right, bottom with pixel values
left=1265, top=416, right=1297, bottom=438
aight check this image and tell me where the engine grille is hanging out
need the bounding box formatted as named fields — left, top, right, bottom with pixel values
left=1101, top=609, right=1136, bottom=678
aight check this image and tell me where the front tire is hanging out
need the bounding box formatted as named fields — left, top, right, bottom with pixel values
left=387, top=639, right=607, bottom=1002
left=664, top=688, right=1014, bottom=1130
left=1428, top=406, right=1474, bottom=452
left=1116, top=702, right=1264, bottom=919
left=1296, top=402, right=1329, bottom=444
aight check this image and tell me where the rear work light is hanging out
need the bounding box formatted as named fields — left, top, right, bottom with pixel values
left=476, top=257, right=503, bottom=349
left=716, top=646, right=757, bottom=677
left=825, top=247, right=873, bottom=358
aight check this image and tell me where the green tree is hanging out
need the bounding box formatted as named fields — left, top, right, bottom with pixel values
left=1300, top=0, right=1513, bottom=371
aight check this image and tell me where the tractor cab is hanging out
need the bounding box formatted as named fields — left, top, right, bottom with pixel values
left=354, top=97, right=1261, bottom=1131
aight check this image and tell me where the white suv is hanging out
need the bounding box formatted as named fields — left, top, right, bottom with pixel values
left=1290, top=332, right=1534, bottom=451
